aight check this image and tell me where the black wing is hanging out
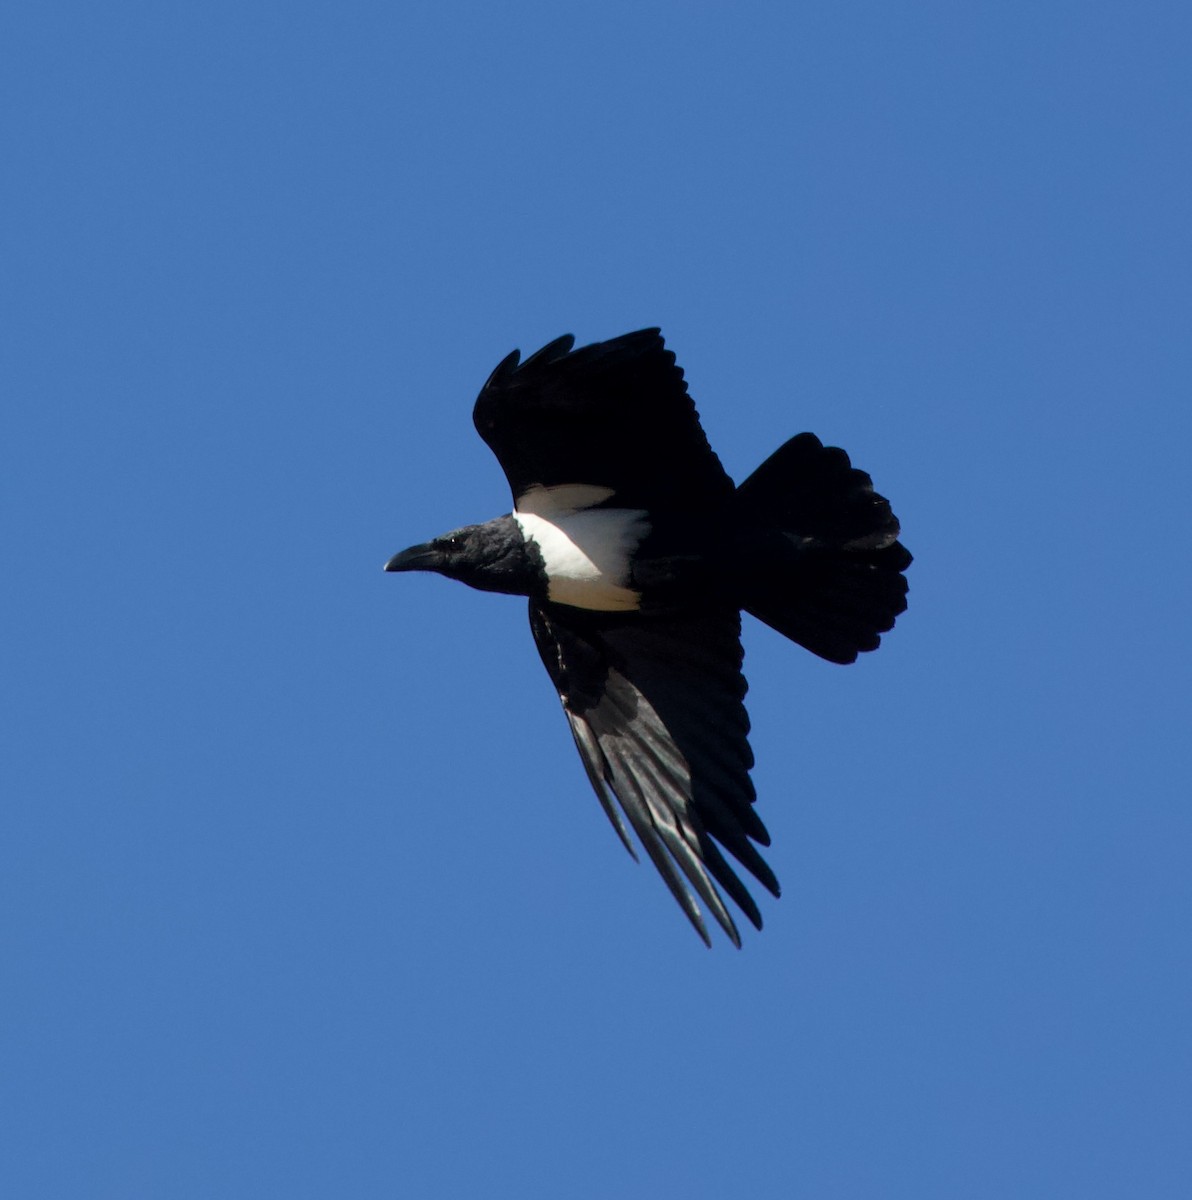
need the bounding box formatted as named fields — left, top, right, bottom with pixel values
left=529, top=601, right=779, bottom=946
left=474, top=329, right=735, bottom=512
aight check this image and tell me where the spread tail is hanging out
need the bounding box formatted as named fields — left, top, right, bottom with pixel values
left=735, top=433, right=912, bottom=664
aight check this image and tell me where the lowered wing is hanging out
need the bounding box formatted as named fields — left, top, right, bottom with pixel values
left=529, top=601, right=779, bottom=946
left=474, top=329, right=735, bottom=513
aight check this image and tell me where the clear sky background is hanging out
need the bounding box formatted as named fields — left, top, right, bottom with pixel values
left=3, top=2, right=1189, bottom=1197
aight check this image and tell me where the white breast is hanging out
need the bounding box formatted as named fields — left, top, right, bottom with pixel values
left=513, top=507, right=650, bottom=611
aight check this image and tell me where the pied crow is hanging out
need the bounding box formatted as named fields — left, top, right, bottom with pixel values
left=385, top=328, right=911, bottom=946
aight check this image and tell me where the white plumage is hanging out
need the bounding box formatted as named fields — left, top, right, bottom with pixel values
left=513, top=501, right=649, bottom=612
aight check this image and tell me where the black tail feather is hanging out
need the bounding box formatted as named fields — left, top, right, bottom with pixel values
left=735, top=434, right=912, bottom=664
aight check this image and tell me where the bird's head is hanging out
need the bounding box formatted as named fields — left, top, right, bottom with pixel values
left=384, top=515, right=536, bottom=597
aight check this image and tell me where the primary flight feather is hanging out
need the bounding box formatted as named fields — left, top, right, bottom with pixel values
left=385, top=328, right=911, bottom=945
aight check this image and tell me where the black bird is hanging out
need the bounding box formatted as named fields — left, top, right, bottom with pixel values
left=385, top=329, right=911, bottom=946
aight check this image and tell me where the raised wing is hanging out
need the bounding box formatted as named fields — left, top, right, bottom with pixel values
left=529, top=601, right=779, bottom=946
left=474, top=329, right=735, bottom=512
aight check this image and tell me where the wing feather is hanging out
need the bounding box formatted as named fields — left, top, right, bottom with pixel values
left=473, top=329, right=734, bottom=511
left=530, top=601, right=779, bottom=945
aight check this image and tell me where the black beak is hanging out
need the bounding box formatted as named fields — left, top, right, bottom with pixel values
left=383, top=542, right=442, bottom=573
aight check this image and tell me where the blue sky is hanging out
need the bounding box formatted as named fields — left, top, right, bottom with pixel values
left=3, top=2, right=1190, bottom=1196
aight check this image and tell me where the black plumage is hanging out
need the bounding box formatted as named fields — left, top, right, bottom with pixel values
left=474, top=329, right=734, bottom=511
left=386, top=328, right=911, bottom=945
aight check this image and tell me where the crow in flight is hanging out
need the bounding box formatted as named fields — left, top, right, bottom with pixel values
left=385, top=329, right=911, bottom=945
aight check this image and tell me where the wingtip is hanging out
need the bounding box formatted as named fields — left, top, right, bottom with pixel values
left=681, top=903, right=714, bottom=948
left=521, top=333, right=575, bottom=369
left=625, top=326, right=664, bottom=350
left=481, top=347, right=521, bottom=391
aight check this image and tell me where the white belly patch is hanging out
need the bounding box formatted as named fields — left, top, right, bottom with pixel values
left=513, top=507, right=649, bottom=611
